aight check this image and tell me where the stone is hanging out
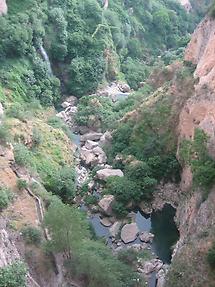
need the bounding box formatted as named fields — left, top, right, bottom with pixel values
left=142, top=259, right=164, bottom=275
left=98, top=195, right=115, bottom=215
left=109, top=221, right=122, bottom=237
left=96, top=168, right=124, bottom=181
left=61, top=96, right=77, bottom=108
left=80, top=132, right=103, bottom=143
left=85, top=140, right=98, bottom=150
left=118, top=82, right=131, bottom=93
left=80, top=148, right=96, bottom=166
left=100, top=217, right=112, bottom=227
left=99, top=131, right=112, bottom=147
left=139, top=231, right=154, bottom=243
left=121, top=223, right=139, bottom=244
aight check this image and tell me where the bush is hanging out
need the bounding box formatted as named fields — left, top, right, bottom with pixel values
left=44, top=166, right=76, bottom=202
left=14, top=144, right=32, bottom=167
left=112, top=201, right=128, bottom=218
left=0, top=187, right=13, bottom=211
left=17, top=179, right=28, bottom=191
left=21, top=226, right=42, bottom=245
left=32, top=127, right=43, bottom=148
left=0, top=261, right=27, bottom=287
left=0, top=123, right=10, bottom=145
left=84, top=195, right=98, bottom=206
left=207, top=242, right=215, bottom=269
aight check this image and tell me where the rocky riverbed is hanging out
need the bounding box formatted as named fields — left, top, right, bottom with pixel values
left=56, top=83, right=180, bottom=287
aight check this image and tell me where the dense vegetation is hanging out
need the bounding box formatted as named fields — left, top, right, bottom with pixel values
left=179, top=128, right=215, bottom=197
left=0, top=261, right=27, bottom=287
left=44, top=199, right=144, bottom=287
left=103, top=95, right=181, bottom=216
left=0, top=0, right=198, bottom=107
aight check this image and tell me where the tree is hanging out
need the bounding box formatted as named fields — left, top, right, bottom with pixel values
left=44, top=200, right=89, bottom=259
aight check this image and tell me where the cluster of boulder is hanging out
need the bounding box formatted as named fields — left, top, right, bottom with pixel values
left=56, top=96, right=78, bottom=128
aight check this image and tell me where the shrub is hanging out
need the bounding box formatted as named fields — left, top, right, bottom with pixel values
left=17, top=179, right=28, bottom=191
left=0, top=261, right=27, bottom=287
left=14, top=144, right=32, bottom=167
left=32, top=127, right=43, bottom=148
left=21, top=226, right=42, bottom=245
left=207, top=242, right=215, bottom=269
left=85, top=195, right=98, bottom=206
left=0, top=187, right=13, bottom=211
left=118, top=249, right=138, bottom=266
left=0, top=123, right=10, bottom=145
left=44, top=166, right=76, bottom=202
left=112, top=201, right=128, bottom=218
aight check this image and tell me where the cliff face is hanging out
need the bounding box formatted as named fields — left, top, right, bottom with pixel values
left=165, top=16, right=215, bottom=287
left=0, top=0, right=7, bottom=15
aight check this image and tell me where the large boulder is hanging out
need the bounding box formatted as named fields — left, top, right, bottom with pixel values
left=80, top=132, right=103, bottom=143
left=85, top=140, right=98, bottom=150
left=0, top=103, right=4, bottom=117
left=98, top=195, right=115, bottom=215
left=96, top=168, right=124, bottom=181
left=80, top=148, right=97, bottom=166
left=121, top=223, right=139, bottom=244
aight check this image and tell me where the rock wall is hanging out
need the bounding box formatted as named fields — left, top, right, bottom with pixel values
left=0, top=0, right=7, bottom=15
left=165, top=16, right=215, bottom=286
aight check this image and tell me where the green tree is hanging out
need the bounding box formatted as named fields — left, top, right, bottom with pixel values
left=44, top=200, right=89, bottom=259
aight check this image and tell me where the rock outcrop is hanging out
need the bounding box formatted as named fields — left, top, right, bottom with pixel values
left=0, top=0, right=7, bottom=15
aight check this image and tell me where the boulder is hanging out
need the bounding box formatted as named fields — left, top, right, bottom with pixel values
left=80, top=132, right=103, bottom=143
left=100, top=217, right=112, bottom=227
left=118, top=82, right=131, bottom=93
left=98, top=195, right=115, bottom=215
left=121, top=223, right=139, bottom=244
left=96, top=168, right=124, bottom=181
left=92, top=146, right=107, bottom=164
left=61, top=96, right=77, bottom=108
left=109, top=221, right=122, bottom=237
left=80, top=148, right=97, bottom=166
left=99, top=131, right=112, bottom=147
left=139, top=231, right=154, bottom=243
left=85, top=140, right=98, bottom=150
left=142, top=259, right=164, bottom=275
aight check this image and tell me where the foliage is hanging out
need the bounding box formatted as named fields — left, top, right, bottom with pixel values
left=0, top=187, right=13, bottom=211
left=17, top=179, right=28, bottom=191
left=32, top=127, right=43, bottom=148
left=0, top=122, right=10, bottom=145
left=14, top=144, right=32, bottom=167
left=44, top=166, right=76, bottom=202
left=44, top=199, right=90, bottom=258
left=44, top=200, right=144, bottom=287
left=179, top=128, right=215, bottom=193
left=0, top=261, right=27, bottom=287
left=21, top=226, right=42, bottom=245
